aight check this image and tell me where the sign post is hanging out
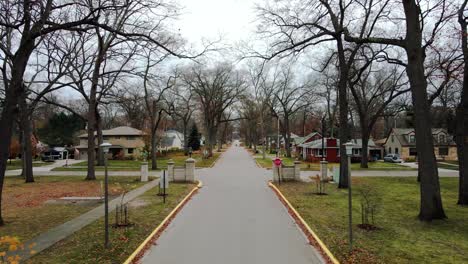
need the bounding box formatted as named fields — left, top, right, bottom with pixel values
left=273, top=158, right=282, bottom=185
left=158, top=170, right=169, bottom=203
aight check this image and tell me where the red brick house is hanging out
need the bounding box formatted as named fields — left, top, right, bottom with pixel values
left=299, top=138, right=382, bottom=162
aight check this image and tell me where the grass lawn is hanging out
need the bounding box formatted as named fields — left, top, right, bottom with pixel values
left=255, top=157, right=414, bottom=171
left=276, top=177, right=468, bottom=264
left=0, top=176, right=149, bottom=243
left=28, top=182, right=196, bottom=264
left=52, top=152, right=221, bottom=171
left=6, top=160, right=52, bottom=170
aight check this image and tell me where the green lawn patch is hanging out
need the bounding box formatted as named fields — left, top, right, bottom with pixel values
left=53, top=152, right=221, bottom=172
left=276, top=177, right=468, bottom=264
left=255, top=157, right=414, bottom=171
left=6, top=160, right=51, bottom=170
left=28, top=182, right=195, bottom=264
left=0, top=176, right=148, bottom=243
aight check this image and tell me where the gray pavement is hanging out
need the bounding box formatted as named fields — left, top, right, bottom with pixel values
left=141, top=143, right=325, bottom=264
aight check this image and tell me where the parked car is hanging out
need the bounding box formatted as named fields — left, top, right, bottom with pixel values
left=384, top=154, right=402, bottom=163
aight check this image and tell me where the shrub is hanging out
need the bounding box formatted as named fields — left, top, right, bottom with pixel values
left=357, top=182, right=382, bottom=229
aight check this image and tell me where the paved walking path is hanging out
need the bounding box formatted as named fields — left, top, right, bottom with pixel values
left=141, top=143, right=324, bottom=264
left=12, top=179, right=160, bottom=261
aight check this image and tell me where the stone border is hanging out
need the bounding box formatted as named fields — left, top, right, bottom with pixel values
left=268, top=181, right=340, bottom=264
left=123, top=181, right=203, bottom=264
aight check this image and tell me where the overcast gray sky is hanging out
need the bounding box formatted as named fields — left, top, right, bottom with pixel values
left=175, top=0, right=258, bottom=49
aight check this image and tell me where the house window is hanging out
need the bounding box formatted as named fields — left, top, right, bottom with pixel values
left=439, top=134, right=446, bottom=143
left=127, top=136, right=134, bottom=140
left=388, top=147, right=392, bottom=154
left=409, top=148, right=417, bottom=156
left=409, top=135, right=415, bottom=143
left=128, top=148, right=134, bottom=154
left=439, top=147, right=448, bottom=156
left=391, top=135, right=394, bottom=143
left=353, top=148, right=360, bottom=155
left=395, top=148, right=399, bottom=154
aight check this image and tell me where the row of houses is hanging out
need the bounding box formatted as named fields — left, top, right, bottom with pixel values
left=278, top=127, right=458, bottom=162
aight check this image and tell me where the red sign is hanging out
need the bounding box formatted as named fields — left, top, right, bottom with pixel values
left=273, top=158, right=282, bottom=167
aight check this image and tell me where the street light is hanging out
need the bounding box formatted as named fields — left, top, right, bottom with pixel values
left=100, top=142, right=112, bottom=248
left=343, top=141, right=355, bottom=253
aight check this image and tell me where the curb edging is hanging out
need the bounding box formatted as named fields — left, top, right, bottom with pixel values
left=268, top=181, right=340, bottom=264
left=123, top=180, right=203, bottom=264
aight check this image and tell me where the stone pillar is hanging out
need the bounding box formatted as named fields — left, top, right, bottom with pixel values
left=320, top=160, right=328, bottom=181
left=167, top=160, right=175, bottom=181
left=140, top=161, right=148, bottom=182
left=272, top=162, right=281, bottom=182
left=185, top=158, right=195, bottom=182
left=294, top=161, right=301, bottom=181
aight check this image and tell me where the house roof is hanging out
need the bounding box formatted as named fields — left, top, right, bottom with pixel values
left=386, top=128, right=455, bottom=146
left=299, top=138, right=380, bottom=149
left=294, top=132, right=321, bottom=145
left=79, top=126, right=143, bottom=138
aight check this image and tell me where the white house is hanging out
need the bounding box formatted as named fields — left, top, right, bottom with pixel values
left=159, top=130, right=185, bottom=150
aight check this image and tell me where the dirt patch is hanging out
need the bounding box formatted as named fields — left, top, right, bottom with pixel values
left=4, top=181, right=124, bottom=208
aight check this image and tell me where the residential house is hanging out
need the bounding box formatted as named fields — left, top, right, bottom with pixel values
left=299, top=138, right=382, bottom=162
left=159, top=130, right=185, bottom=150
left=75, top=126, right=145, bottom=160
left=293, top=132, right=322, bottom=155
left=383, top=128, right=457, bottom=161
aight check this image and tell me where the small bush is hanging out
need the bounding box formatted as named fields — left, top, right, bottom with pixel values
left=357, top=182, right=382, bottom=229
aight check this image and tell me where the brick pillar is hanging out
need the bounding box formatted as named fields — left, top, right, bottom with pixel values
left=167, top=159, right=175, bottom=181
left=294, top=161, right=301, bottom=181
left=140, top=161, right=148, bottom=182
left=320, top=160, right=328, bottom=181
left=185, top=158, right=195, bottom=182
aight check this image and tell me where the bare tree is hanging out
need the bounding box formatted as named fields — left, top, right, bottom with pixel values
left=254, top=0, right=387, bottom=187
left=262, top=64, right=312, bottom=157
left=170, top=80, right=196, bottom=155
left=184, top=63, right=246, bottom=157
left=348, top=46, right=410, bottom=168
left=344, top=0, right=454, bottom=220
left=114, top=87, right=146, bottom=130
left=456, top=0, right=468, bottom=205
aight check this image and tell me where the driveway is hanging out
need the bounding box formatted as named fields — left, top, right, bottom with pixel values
left=141, top=143, right=324, bottom=264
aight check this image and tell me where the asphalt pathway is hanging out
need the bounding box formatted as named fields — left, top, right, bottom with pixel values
left=141, top=143, right=324, bottom=264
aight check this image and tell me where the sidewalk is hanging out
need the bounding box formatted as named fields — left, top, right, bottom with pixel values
left=11, top=179, right=160, bottom=261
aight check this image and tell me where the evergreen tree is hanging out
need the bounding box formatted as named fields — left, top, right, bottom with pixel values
left=37, top=112, right=85, bottom=147
left=188, top=124, right=201, bottom=151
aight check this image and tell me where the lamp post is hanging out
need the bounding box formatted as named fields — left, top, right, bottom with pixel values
left=343, top=141, right=355, bottom=252
left=100, top=142, right=112, bottom=248
left=277, top=115, right=280, bottom=157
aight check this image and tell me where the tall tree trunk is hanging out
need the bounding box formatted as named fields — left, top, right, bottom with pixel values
left=0, top=38, right=36, bottom=225
left=20, top=94, right=34, bottom=183
left=86, top=99, right=97, bottom=180
left=360, top=131, right=370, bottom=169
left=96, top=111, right=104, bottom=166
left=337, top=39, right=350, bottom=189
left=457, top=1, right=468, bottom=205
left=151, top=130, right=158, bottom=170
left=360, top=116, right=370, bottom=168
left=283, top=116, right=292, bottom=158
left=404, top=0, right=445, bottom=220
left=183, top=121, right=189, bottom=155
